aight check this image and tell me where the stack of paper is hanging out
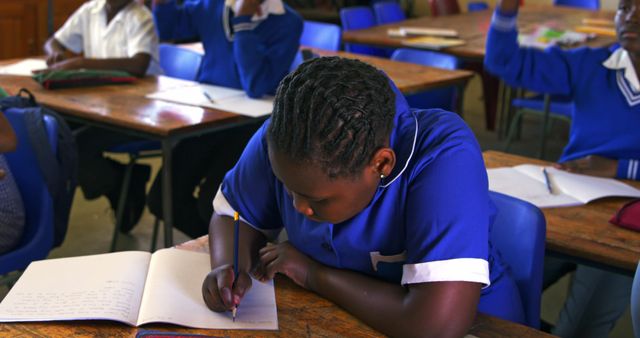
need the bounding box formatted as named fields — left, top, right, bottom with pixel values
left=146, top=83, right=274, bottom=118
left=487, top=164, right=640, bottom=208
left=518, top=26, right=591, bottom=49
left=401, top=36, right=465, bottom=50
left=0, top=59, right=47, bottom=76
left=388, top=27, right=459, bottom=38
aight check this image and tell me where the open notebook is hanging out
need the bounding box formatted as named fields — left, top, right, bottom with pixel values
left=146, top=84, right=274, bottom=118
left=0, top=249, right=277, bottom=330
left=487, top=164, right=640, bottom=208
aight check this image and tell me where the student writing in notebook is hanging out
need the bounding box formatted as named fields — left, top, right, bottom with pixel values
left=485, top=0, right=640, bottom=336
left=201, top=57, right=525, bottom=336
left=0, top=111, right=25, bottom=255
left=43, top=0, right=162, bottom=232
left=147, top=0, right=302, bottom=238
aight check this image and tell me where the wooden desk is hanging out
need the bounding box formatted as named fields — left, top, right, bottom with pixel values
left=0, top=73, right=261, bottom=249
left=0, top=237, right=554, bottom=337
left=484, top=150, right=640, bottom=273
left=178, top=43, right=475, bottom=96
left=342, top=5, right=616, bottom=60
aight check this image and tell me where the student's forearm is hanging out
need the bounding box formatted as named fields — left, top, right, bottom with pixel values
left=208, top=212, right=266, bottom=273
left=307, top=264, right=479, bottom=338
left=67, top=54, right=151, bottom=77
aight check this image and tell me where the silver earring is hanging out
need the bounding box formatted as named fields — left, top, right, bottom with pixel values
left=380, top=173, right=386, bottom=179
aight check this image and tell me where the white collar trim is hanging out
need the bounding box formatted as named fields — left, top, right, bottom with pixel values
left=603, top=48, right=640, bottom=92
left=380, top=113, right=418, bottom=188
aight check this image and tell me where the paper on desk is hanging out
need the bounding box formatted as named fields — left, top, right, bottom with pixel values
left=0, top=59, right=47, bottom=76
left=388, top=27, right=459, bottom=38
left=146, top=84, right=274, bottom=117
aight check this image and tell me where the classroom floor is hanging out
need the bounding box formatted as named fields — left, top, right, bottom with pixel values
left=0, top=76, right=633, bottom=337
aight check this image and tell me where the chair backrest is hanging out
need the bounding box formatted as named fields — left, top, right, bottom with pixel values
left=467, top=1, right=489, bottom=11
left=429, top=0, right=461, bottom=17
left=340, top=6, right=388, bottom=57
left=554, top=0, right=599, bottom=9
left=0, top=113, right=56, bottom=274
left=391, top=48, right=460, bottom=111
left=159, top=43, right=204, bottom=81
left=632, top=261, right=640, bottom=338
left=489, top=191, right=546, bottom=329
left=301, top=20, right=342, bottom=51
left=373, top=1, right=406, bottom=25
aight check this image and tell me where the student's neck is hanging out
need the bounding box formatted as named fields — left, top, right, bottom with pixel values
left=105, top=1, right=130, bottom=24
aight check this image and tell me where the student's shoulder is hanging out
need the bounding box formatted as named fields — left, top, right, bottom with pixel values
left=275, top=4, right=304, bottom=26
left=123, top=1, right=155, bottom=23
left=562, top=45, right=615, bottom=65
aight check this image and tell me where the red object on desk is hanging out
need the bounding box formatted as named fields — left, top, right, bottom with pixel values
left=610, top=199, right=640, bottom=232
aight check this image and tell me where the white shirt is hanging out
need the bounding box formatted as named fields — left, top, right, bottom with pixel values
left=54, top=0, right=162, bottom=75
left=603, top=47, right=640, bottom=91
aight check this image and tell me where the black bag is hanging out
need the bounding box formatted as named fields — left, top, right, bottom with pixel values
left=0, top=89, right=77, bottom=247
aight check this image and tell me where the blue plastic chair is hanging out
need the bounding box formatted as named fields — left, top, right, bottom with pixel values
left=489, top=191, right=546, bottom=329
left=467, top=1, right=489, bottom=11
left=506, top=93, right=574, bottom=159
left=554, top=0, right=599, bottom=9
left=632, top=261, right=640, bottom=338
left=301, top=21, right=342, bottom=51
left=159, top=43, right=204, bottom=81
left=0, top=113, right=56, bottom=276
left=391, top=48, right=461, bottom=112
left=373, top=1, right=406, bottom=25
left=340, top=6, right=389, bottom=57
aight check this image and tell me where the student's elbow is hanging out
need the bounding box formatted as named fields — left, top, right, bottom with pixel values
left=130, top=53, right=152, bottom=77
left=243, top=82, right=270, bottom=99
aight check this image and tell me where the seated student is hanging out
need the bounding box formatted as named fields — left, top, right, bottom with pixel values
left=484, top=0, right=640, bottom=336
left=201, top=57, right=526, bottom=336
left=147, top=0, right=302, bottom=237
left=44, top=0, right=162, bottom=232
left=0, top=111, right=25, bottom=255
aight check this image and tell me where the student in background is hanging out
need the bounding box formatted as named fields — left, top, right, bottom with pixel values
left=201, top=57, right=526, bottom=336
left=484, top=0, right=640, bottom=336
left=0, top=111, right=25, bottom=254
left=147, top=0, right=302, bottom=237
left=44, top=0, right=162, bottom=232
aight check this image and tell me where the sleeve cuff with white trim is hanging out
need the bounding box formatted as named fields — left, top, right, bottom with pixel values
left=491, top=8, right=518, bottom=32
left=401, top=258, right=490, bottom=287
left=232, top=15, right=258, bottom=32
left=617, top=159, right=640, bottom=180
left=212, top=186, right=281, bottom=240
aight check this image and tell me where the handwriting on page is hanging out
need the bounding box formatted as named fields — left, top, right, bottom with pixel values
left=3, top=280, right=136, bottom=321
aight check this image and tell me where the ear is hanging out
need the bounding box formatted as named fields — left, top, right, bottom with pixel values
left=369, top=147, right=396, bottom=179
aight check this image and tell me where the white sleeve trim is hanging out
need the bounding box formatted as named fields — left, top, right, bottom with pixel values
left=402, top=258, right=490, bottom=287
left=491, top=12, right=517, bottom=32
left=212, top=186, right=281, bottom=240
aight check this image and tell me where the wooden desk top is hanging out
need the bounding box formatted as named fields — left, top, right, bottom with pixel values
left=484, top=150, right=640, bottom=272
left=179, top=43, right=474, bottom=95
left=342, top=5, right=616, bottom=59
left=0, top=74, right=245, bottom=137
left=0, top=236, right=553, bottom=338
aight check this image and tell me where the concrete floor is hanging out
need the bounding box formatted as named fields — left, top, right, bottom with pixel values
left=1, top=76, right=633, bottom=337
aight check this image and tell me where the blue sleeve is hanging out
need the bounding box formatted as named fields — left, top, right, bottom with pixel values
left=484, top=9, right=586, bottom=96
left=220, top=121, right=283, bottom=232
left=152, top=0, right=199, bottom=41
left=617, top=159, right=640, bottom=181
left=232, top=13, right=302, bottom=98
left=402, top=126, right=491, bottom=285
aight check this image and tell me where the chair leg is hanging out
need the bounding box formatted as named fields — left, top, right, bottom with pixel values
left=150, top=217, right=161, bottom=252
left=504, top=109, right=524, bottom=152
left=538, top=94, right=552, bottom=159
left=110, top=153, right=138, bottom=252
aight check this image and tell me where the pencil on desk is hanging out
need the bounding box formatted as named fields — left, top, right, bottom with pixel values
left=203, top=90, right=215, bottom=103
left=542, top=167, right=553, bottom=194
left=232, top=211, right=239, bottom=322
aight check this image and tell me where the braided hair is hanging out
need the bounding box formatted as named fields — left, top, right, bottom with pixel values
left=267, top=57, right=395, bottom=179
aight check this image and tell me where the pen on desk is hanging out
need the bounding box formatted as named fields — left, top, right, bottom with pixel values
left=203, top=90, right=215, bottom=103
left=542, top=167, right=553, bottom=194
left=232, top=211, right=239, bottom=322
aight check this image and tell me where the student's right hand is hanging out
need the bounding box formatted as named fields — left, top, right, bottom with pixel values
left=234, top=0, right=263, bottom=17
left=46, top=52, right=66, bottom=66
left=201, top=263, right=252, bottom=312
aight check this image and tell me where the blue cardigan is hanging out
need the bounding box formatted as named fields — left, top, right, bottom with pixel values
left=485, top=10, right=640, bottom=180
left=153, top=0, right=302, bottom=98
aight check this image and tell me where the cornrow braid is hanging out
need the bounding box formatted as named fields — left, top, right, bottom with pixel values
left=268, top=57, right=395, bottom=179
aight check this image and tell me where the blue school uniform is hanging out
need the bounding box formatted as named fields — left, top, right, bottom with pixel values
left=153, top=0, right=302, bottom=98
left=485, top=10, right=640, bottom=180
left=213, top=86, right=526, bottom=324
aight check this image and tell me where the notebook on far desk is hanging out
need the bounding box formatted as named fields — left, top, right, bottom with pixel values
left=400, top=36, right=466, bottom=50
